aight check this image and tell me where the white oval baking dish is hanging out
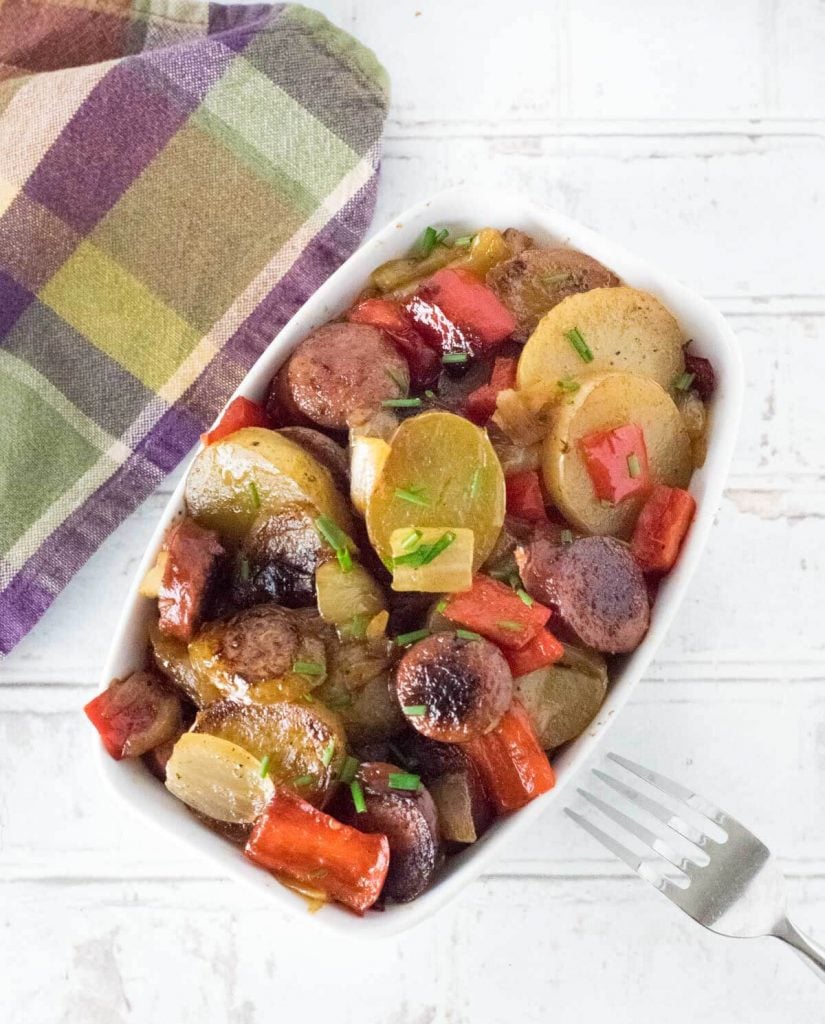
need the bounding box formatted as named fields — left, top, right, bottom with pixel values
left=96, top=187, right=743, bottom=938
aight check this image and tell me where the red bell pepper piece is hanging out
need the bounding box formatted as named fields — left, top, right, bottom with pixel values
left=463, top=357, right=518, bottom=424
left=466, top=701, right=555, bottom=813
left=245, top=789, right=390, bottom=914
left=443, top=573, right=551, bottom=650
left=504, top=630, right=565, bottom=677
left=201, top=396, right=268, bottom=445
left=505, top=470, right=547, bottom=522
left=157, top=518, right=225, bottom=643
left=631, top=484, right=697, bottom=573
left=579, top=423, right=651, bottom=504
left=348, top=298, right=441, bottom=388
left=84, top=671, right=183, bottom=761
left=405, top=268, right=516, bottom=353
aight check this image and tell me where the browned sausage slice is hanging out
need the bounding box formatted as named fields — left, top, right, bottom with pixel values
left=487, top=247, right=620, bottom=342
left=270, top=323, right=410, bottom=432
left=516, top=536, right=649, bottom=654
left=394, top=632, right=513, bottom=743
left=333, top=761, right=442, bottom=902
left=237, top=504, right=327, bottom=608
left=158, top=518, right=225, bottom=642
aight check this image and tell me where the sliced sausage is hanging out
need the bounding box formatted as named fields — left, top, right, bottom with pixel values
left=84, top=671, right=184, bottom=760
left=218, top=604, right=306, bottom=683
left=270, top=323, right=410, bottom=432
left=277, top=427, right=349, bottom=491
left=333, top=761, right=442, bottom=902
left=487, top=247, right=620, bottom=342
left=394, top=632, right=513, bottom=743
left=516, top=536, right=650, bottom=654
left=237, top=504, right=327, bottom=608
left=157, top=517, right=225, bottom=642
left=502, top=227, right=534, bottom=255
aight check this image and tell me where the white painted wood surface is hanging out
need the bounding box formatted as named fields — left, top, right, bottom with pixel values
left=3, top=1, right=824, bottom=1020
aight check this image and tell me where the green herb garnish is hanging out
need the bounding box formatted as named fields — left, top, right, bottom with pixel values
left=627, top=453, right=641, bottom=478
left=394, top=486, right=429, bottom=507
left=388, top=772, right=421, bottom=792
left=564, top=327, right=594, bottom=363
left=517, top=588, right=534, bottom=606
left=453, top=234, right=474, bottom=248
left=350, top=779, right=367, bottom=813
left=393, top=531, right=456, bottom=569
left=674, top=371, right=696, bottom=392
left=293, top=660, right=325, bottom=676
left=561, top=528, right=573, bottom=544
left=557, top=376, right=581, bottom=393
left=424, top=389, right=436, bottom=399
left=401, top=529, right=423, bottom=551
left=436, top=600, right=448, bottom=613
left=248, top=481, right=261, bottom=509
left=456, top=629, right=481, bottom=641
left=417, top=226, right=448, bottom=258
left=442, top=352, right=468, bottom=365
left=259, top=755, right=271, bottom=779
left=395, top=628, right=431, bottom=647
left=294, top=774, right=314, bottom=787
left=381, top=397, right=422, bottom=409
left=402, top=705, right=427, bottom=717
left=386, top=368, right=409, bottom=394
left=239, top=556, right=251, bottom=581
left=497, top=620, right=523, bottom=632
left=339, top=756, right=359, bottom=784
left=321, top=741, right=335, bottom=768
left=315, top=515, right=353, bottom=574
left=470, top=467, right=481, bottom=499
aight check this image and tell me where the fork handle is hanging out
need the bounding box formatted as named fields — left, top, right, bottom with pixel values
left=774, top=916, right=825, bottom=982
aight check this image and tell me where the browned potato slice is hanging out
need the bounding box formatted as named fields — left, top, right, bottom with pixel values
left=188, top=605, right=328, bottom=704
left=365, top=411, right=505, bottom=570
left=184, top=427, right=354, bottom=542
left=194, top=699, right=346, bottom=807
left=543, top=371, right=692, bottom=538
left=315, top=638, right=404, bottom=744
left=488, top=247, right=620, bottom=342
left=515, top=645, right=608, bottom=749
left=517, top=286, right=685, bottom=392
left=149, top=618, right=222, bottom=707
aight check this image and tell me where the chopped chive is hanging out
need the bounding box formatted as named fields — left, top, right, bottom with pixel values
left=341, top=612, right=368, bottom=639
left=293, top=660, right=325, bottom=676
left=564, top=327, right=594, bottom=363
left=395, top=628, right=431, bottom=647
left=380, top=554, right=395, bottom=573
left=294, top=774, right=314, bottom=787
left=442, top=352, right=468, bottom=365
left=627, top=453, right=641, bottom=478
left=561, top=528, right=573, bottom=544
left=394, top=486, right=429, bottom=507
left=470, top=467, right=481, bottom=499
left=388, top=772, right=421, bottom=792
left=350, top=779, right=367, bottom=813
left=336, top=547, right=353, bottom=574
left=417, top=225, right=438, bottom=257
left=508, top=572, right=521, bottom=590
left=453, top=234, right=474, bottom=248
left=516, top=588, right=534, bottom=607
left=557, top=376, right=581, bottom=393
left=456, top=628, right=481, bottom=641
left=674, top=371, right=696, bottom=392
left=315, top=515, right=349, bottom=554
left=497, top=619, right=524, bottom=632
left=248, top=480, right=261, bottom=509
left=403, top=705, right=427, bottom=717
left=436, top=599, right=448, bottom=613
left=238, top=556, right=251, bottom=581
left=434, top=228, right=449, bottom=245
left=326, top=691, right=353, bottom=711
left=540, top=271, right=574, bottom=287
left=302, top=692, right=315, bottom=703
left=259, top=754, right=271, bottom=779
left=393, top=531, right=456, bottom=568
left=339, top=755, right=359, bottom=784
left=401, top=529, right=423, bottom=551
left=321, top=741, right=335, bottom=768
left=381, top=397, right=422, bottom=409
left=424, top=389, right=436, bottom=399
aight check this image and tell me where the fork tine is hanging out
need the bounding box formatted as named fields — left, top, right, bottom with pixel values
left=592, top=769, right=711, bottom=857
left=607, top=752, right=730, bottom=831
left=577, top=788, right=694, bottom=877
left=564, top=809, right=689, bottom=904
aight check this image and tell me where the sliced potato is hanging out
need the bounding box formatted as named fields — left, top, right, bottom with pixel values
left=165, top=732, right=274, bottom=823
left=517, top=286, right=686, bottom=392
left=543, top=371, right=692, bottom=538
left=315, top=559, right=386, bottom=635
left=365, top=411, right=505, bottom=569
left=194, top=699, right=346, bottom=807
left=515, top=645, right=608, bottom=749
left=185, top=427, right=354, bottom=542
left=350, top=435, right=391, bottom=516
left=675, top=389, right=709, bottom=468
left=148, top=618, right=221, bottom=707
left=389, top=526, right=474, bottom=593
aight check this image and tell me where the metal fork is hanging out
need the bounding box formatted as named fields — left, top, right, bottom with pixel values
left=565, top=752, right=825, bottom=981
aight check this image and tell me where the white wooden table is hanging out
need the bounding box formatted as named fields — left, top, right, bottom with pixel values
left=3, top=2, right=824, bottom=1020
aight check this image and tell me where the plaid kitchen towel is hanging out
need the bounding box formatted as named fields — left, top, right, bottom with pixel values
left=0, top=0, right=389, bottom=656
